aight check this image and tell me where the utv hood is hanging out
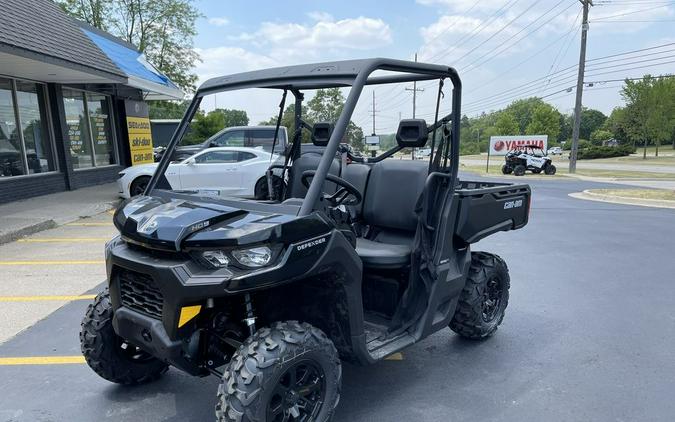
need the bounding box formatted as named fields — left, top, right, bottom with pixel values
left=113, top=195, right=328, bottom=252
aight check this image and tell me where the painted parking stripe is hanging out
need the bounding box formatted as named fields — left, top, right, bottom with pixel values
left=17, top=238, right=109, bottom=243
left=0, top=356, right=85, bottom=365
left=65, top=222, right=113, bottom=227
left=385, top=352, right=404, bottom=361
left=0, top=260, right=104, bottom=266
left=0, top=295, right=96, bottom=302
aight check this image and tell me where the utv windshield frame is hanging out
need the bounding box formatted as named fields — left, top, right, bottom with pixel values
left=146, top=58, right=461, bottom=216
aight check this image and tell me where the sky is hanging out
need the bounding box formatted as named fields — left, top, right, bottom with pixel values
left=190, top=0, right=675, bottom=134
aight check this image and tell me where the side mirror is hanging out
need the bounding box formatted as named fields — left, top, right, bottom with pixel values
left=312, top=122, right=334, bottom=146
left=185, top=158, right=196, bottom=165
left=396, top=119, right=428, bottom=148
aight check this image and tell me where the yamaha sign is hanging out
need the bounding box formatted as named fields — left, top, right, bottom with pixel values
left=489, top=135, right=548, bottom=156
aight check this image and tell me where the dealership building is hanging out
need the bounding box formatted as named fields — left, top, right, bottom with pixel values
left=0, top=0, right=183, bottom=204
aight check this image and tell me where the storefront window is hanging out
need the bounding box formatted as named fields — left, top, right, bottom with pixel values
left=62, top=88, right=116, bottom=169
left=87, top=94, right=115, bottom=166
left=0, top=78, right=26, bottom=177
left=63, top=89, right=93, bottom=169
left=15, top=81, right=55, bottom=174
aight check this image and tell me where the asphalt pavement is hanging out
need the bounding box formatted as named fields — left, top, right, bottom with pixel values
left=1, top=176, right=675, bottom=421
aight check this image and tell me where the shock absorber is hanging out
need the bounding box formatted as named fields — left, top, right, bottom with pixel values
left=243, top=293, right=257, bottom=336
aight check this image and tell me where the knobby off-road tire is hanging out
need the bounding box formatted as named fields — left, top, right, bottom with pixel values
left=450, top=252, right=510, bottom=340
left=80, top=289, right=168, bottom=385
left=501, top=164, right=513, bottom=175
left=544, top=164, right=557, bottom=175
left=513, top=165, right=526, bottom=176
left=216, top=321, right=341, bottom=422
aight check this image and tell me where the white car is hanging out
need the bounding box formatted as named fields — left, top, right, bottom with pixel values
left=117, top=147, right=280, bottom=199
left=415, top=148, right=432, bottom=159
left=547, top=147, right=562, bottom=155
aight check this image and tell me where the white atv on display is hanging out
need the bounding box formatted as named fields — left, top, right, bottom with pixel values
left=502, top=145, right=556, bottom=176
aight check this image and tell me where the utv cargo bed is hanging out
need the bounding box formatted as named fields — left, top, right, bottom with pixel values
left=453, top=180, right=531, bottom=244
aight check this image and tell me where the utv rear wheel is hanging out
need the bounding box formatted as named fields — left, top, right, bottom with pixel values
left=513, top=165, right=526, bottom=176
left=544, top=164, right=557, bottom=175
left=450, top=252, right=510, bottom=340
left=216, top=321, right=341, bottom=422
left=501, top=164, right=513, bottom=175
left=80, top=289, right=168, bottom=385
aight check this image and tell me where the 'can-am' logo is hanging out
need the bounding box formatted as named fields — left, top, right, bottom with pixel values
left=296, top=237, right=326, bottom=251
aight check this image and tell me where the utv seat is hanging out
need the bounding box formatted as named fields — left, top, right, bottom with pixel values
left=355, top=159, right=428, bottom=268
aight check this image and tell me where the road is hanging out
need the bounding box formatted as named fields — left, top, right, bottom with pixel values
left=1, top=176, right=675, bottom=421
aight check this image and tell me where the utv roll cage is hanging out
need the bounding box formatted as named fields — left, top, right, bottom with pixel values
left=146, top=58, right=461, bottom=215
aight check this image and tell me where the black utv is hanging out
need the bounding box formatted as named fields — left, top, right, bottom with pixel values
left=80, top=59, right=531, bottom=421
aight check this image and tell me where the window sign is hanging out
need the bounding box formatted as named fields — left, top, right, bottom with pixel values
left=125, top=100, right=154, bottom=165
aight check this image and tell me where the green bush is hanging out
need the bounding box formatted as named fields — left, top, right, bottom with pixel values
left=577, top=144, right=636, bottom=159
left=460, top=142, right=480, bottom=155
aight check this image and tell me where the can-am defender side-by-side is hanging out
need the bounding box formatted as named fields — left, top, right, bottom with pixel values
left=80, top=59, right=531, bottom=421
left=502, top=144, right=557, bottom=176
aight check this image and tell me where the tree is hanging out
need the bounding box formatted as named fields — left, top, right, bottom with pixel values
left=603, top=107, right=629, bottom=143
left=503, top=97, right=546, bottom=134
left=526, top=103, right=561, bottom=142
left=590, top=129, right=613, bottom=145
left=494, top=112, right=519, bottom=135
left=58, top=0, right=200, bottom=93
left=579, top=108, right=607, bottom=140
left=184, top=108, right=249, bottom=145
left=148, top=100, right=190, bottom=119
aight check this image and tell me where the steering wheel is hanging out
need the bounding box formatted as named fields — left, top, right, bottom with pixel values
left=301, top=170, right=362, bottom=207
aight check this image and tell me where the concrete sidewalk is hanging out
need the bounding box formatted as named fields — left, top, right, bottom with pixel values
left=0, top=183, right=120, bottom=245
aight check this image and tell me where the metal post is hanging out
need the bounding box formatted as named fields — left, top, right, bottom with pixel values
left=569, top=0, right=592, bottom=174
left=486, top=148, right=490, bottom=174
left=405, top=53, right=425, bottom=160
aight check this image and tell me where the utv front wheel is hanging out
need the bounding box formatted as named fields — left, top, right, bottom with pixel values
left=217, top=321, right=341, bottom=422
left=80, top=289, right=168, bottom=385
left=450, top=252, right=510, bottom=340
left=513, top=165, right=526, bottom=176
left=544, top=164, right=557, bottom=175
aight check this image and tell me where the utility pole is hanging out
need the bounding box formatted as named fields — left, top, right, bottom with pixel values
left=405, top=53, right=424, bottom=159
left=370, top=90, right=379, bottom=158
left=405, top=53, right=425, bottom=118
left=569, top=0, right=592, bottom=173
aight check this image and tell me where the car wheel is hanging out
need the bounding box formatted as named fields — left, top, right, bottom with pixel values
left=449, top=252, right=510, bottom=340
left=513, top=165, right=526, bottom=176
left=80, top=289, right=168, bottom=385
left=130, top=176, right=151, bottom=197
left=544, top=164, right=557, bottom=175
left=254, top=176, right=285, bottom=200
left=501, top=164, right=513, bottom=175
left=216, top=321, right=341, bottom=422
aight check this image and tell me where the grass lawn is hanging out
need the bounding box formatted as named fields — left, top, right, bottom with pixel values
left=590, top=189, right=675, bottom=201
left=458, top=163, right=675, bottom=180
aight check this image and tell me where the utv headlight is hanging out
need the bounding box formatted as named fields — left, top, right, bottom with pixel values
left=200, top=250, right=230, bottom=268
left=232, top=246, right=272, bottom=268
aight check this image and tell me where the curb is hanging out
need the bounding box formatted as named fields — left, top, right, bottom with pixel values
left=0, top=220, right=58, bottom=246
left=569, top=190, right=675, bottom=209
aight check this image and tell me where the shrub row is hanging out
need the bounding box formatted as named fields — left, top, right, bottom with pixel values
left=577, top=144, right=636, bottom=160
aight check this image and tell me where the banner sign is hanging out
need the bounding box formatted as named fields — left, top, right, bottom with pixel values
left=489, top=135, right=548, bottom=156
left=125, top=100, right=154, bottom=165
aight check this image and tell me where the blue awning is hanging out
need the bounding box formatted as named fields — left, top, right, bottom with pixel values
left=82, top=29, right=184, bottom=100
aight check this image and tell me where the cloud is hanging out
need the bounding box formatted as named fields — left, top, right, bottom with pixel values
left=208, top=16, right=230, bottom=27
left=194, top=47, right=277, bottom=82
left=307, top=11, right=334, bottom=22
left=231, top=16, right=393, bottom=60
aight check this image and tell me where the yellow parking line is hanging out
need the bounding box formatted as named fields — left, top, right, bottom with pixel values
left=17, top=238, right=109, bottom=243
left=0, top=295, right=96, bottom=302
left=65, top=222, right=113, bottom=227
left=0, top=356, right=85, bottom=366
left=385, top=352, right=404, bottom=361
left=0, top=260, right=104, bottom=266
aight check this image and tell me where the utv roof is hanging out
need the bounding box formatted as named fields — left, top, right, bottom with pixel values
left=198, top=58, right=457, bottom=94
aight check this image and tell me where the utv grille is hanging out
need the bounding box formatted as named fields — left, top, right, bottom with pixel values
left=118, top=269, right=163, bottom=319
